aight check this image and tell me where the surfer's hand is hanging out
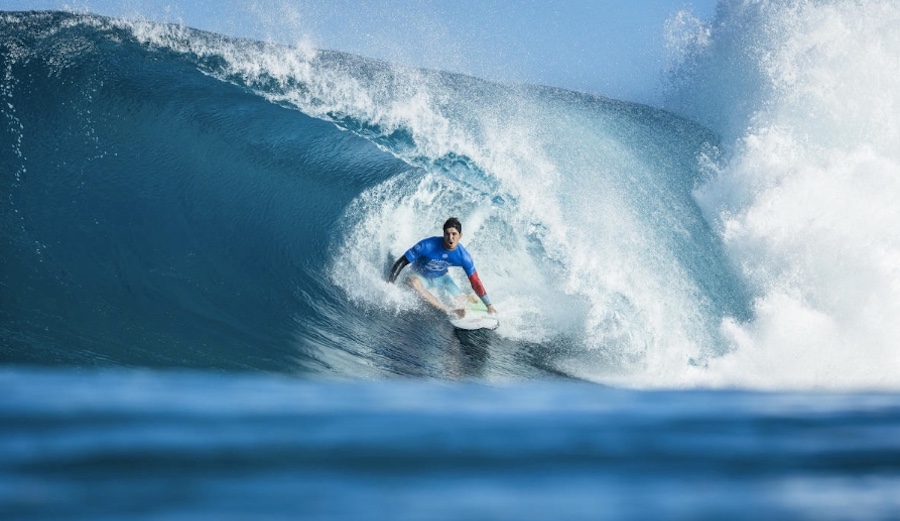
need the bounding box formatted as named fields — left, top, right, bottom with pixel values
left=487, top=305, right=497, bottom=315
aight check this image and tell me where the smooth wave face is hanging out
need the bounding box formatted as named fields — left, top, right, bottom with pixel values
left=7, top=2, right=896, bottom=391
left=0, top=12, right=413, bottom=373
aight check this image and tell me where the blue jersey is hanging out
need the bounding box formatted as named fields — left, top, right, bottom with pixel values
left=404, top=237, right=477, bottom=279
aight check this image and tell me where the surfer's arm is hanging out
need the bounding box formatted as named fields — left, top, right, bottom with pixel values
left=388, top=256, right=410, bottom=283
left=467, top=272, right=497, bottom=314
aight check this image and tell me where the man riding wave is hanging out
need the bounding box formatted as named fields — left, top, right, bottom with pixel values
left=388, top=217, right=497, bottom=317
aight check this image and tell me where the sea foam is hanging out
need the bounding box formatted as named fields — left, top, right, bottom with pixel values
left=666, top=0, right=900, bottom=389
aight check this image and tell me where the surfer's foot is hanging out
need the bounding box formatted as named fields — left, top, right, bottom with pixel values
left=448, top=308, right=466, bottom=318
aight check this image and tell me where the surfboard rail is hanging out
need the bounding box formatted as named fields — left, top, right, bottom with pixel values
left=448, top=301, right=499, bottom=330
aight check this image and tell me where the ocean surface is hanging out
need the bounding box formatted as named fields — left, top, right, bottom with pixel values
left=2, top=2, right=900, bottom=519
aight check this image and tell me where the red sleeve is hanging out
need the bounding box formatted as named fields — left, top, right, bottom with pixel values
left=468, top=272, right=487, bottom=297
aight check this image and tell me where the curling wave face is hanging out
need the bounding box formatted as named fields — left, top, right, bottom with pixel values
left=13, top=5, right=890, bottom=389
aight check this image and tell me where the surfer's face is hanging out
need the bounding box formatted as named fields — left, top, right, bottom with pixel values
left=443, top=227, right=461, bottom=250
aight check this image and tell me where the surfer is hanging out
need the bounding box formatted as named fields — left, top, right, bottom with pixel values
left=388, top=217, right=497, bottom=318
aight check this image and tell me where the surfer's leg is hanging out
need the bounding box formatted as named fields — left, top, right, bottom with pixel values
left=408, top=275, right=451, bottom=314
left=436, top=275, right=468, bottom=317
left=432, top=274, right=461, bottom=297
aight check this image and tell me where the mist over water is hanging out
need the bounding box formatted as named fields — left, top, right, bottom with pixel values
left=664, top=0, right=900, bottom=389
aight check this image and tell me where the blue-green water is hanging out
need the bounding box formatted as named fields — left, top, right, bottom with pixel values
left=3, top=5, right=900, bottom=519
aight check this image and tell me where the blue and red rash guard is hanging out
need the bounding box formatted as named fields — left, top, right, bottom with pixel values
left=404, top=236, right=492, bottom=306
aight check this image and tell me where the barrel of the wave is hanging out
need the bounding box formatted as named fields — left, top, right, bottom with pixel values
left=387, top=217, right=499, bottom=331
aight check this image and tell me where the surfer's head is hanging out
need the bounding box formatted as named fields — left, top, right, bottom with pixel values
left=443, top=217, right=462, bottom=235
left=442, top=217, right=462, bottom=250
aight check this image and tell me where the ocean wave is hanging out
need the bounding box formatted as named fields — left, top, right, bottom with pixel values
left=7, top=4, right=894, bottom=390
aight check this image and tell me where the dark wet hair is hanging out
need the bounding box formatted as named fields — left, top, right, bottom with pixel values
left=443, top=217, right=462, bottom=234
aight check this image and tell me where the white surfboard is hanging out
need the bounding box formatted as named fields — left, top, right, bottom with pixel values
left=448, top=300, right=499, bottom=331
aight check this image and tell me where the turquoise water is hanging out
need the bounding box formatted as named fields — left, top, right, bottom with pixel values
left=3, top=3, right=900, bottom=518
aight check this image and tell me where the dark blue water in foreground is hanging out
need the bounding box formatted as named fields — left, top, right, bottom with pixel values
left=4, top=367, right=900, bottom=521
